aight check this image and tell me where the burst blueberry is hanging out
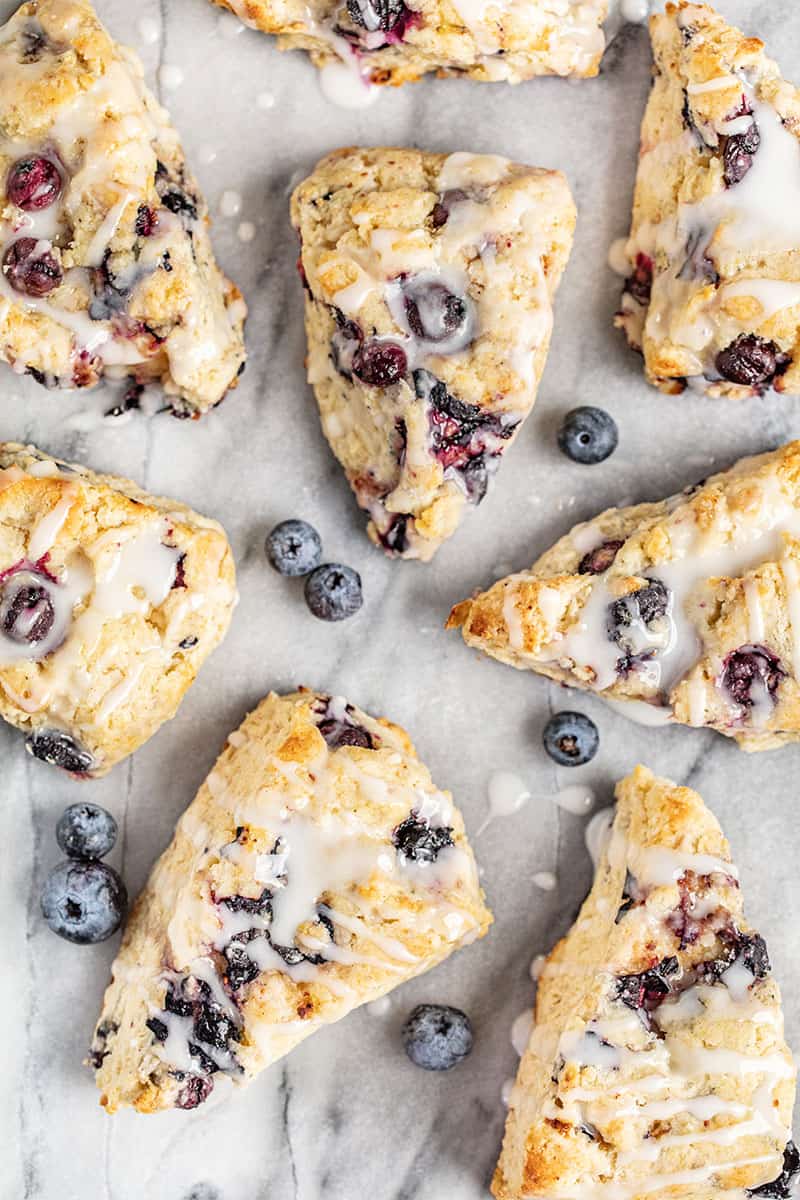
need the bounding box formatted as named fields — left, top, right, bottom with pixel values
left=266, top=519, right=322, bottom=577
left=402, top=1004, right=473, bottom=1070
left=25, top=728, right=94, bottom=775
left=716, top=333, right=782, bottom=389
left=0, top=569, right=55, bottom=644
left=352, top=339, right=407, bottom=387
left=543, top=712, right=599, bottom=767
left=305, top=563, right=363, bottom=621
left=56, top=803, right=117, bottom=860
left=7, top=156, right=62, bottom=211
left=40, top=860, right=127, bottom=944
left=3, top=237, right=62, bottom=297
left=393, top=813, right=454, bottom=863
left=558, top=406, right=618, bottom=465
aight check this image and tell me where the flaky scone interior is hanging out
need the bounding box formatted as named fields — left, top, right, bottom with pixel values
left=92, top=689, right=491, bottom=1113
left=494, top=765, right=796, bottom=1200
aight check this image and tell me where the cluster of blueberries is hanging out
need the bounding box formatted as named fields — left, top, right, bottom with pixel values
left=266, top=518, right=363, bottom=621
left=40, top=803, right=127, bottom=944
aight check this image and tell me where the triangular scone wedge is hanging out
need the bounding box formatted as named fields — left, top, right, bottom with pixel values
left=449, top=441, right=800, bottom=752
left=291, top=148, right=575, bottom=561
left=494, top=765, right=797, bottom=1200
left=0, top=0, right=246, bottom=414
left=92, top=689, right=491, bottom=1113
left=615, top=2, right=800, bottom=399
left=0, top=442, right=236, bottom=777
left=215, top=0, right=606, bottom=88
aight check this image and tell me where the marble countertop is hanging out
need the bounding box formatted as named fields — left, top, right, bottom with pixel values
left=4, top=1, right=800, bottom=1198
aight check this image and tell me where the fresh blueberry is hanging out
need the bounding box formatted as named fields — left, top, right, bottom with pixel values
left=352, top=340, right=407, bottom=387
left=25, top=728, right=95, bottom=775
left=56, top=803, right=117, bottom=860
left=558, top=407, right=618, bottom=465
left=393, top=813, right=454, bottom=863
left=305, top=564, right=363, bottom=621
left=3, top=237, right=62, bottom=297
left=40, top=860, right=127, bottom=944
left=266, top=519, right=322, bottom=577
left=721, top=645, right=784, bottom=711
left=6, top=156, right=62, bottom=211
left=578, top=540, right=623, bottom=575
left=543, top=712, right=599, bottom=767
left=402, top=1004, right=473, bottom=1071
left=749, top=1141, right=800, bottom=1198
left=0, top=568, right=55, bottom=644
left=716, top=334, right=782, bottom=389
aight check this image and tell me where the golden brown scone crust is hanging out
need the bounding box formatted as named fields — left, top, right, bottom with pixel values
left=0, top=441, right=236, bottom=775
left=214, top=0, right=606, bottom=86
left=449, top=441, right=800, bottom=751
left=291, top=147, right=575, bottom=560
left=93, top=689, right=491, bottom=1113
left=493, top=765, right=796, bottom=1200
left=0, top=0, right=246, bottom=413
left=616, top=2, right=800, bottom=398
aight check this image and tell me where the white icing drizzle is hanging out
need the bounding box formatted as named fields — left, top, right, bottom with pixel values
left=511, top=1009, right=534, bottom=1056
left=477, top=770, right=532, bottom=834
left=585, top=807, right=615, bottom=867
left=553, top=785, right=594, bottom=815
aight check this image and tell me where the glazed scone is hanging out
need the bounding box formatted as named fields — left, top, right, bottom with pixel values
left=449, top=441, right=800, bottom=751
left=615, top=2, right=800, bottom=399
left=91, top=689, right=491, bottom=1113
left=0, top=442, right=236, bottom=776
left=494, top=765, right=797, bottom=1200
left=0, top=0, right=246, bottom=414
left=291, top=148, right=576, bottom=560
left=214, top=0, right=606, bottom=89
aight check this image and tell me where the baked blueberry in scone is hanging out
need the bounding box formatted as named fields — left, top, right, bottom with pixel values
left=0, top=442, right=236, bottom=777
left=213, top=0, right=606, bottom=88
left=291, top=148, right=576, bottom=561
left=0, top=0, right=246, bottom=415
left=615, top=2, right=800, bottom=399
left=494, top=765, right=797, bottom=1200
left=449, top=441, right=800, bottom=751
left=91, top=690, right=491, bottom=1112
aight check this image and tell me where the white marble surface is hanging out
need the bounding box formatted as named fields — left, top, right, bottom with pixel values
left=3, top=1, right=800, bottom=1198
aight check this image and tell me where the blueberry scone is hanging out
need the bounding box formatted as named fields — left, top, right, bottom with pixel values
left=214, top=0, right=606, bottom=89
left=0, top=0, right=246, bottom=414
left=0, top=442, right=236, bottom=777
left=615, top=1, right=800, bottom=399
left=449, top=441, right=800, bottom=751
left=291, top=148, right=575, bottom=561
left=91, top=689, right=491, bottom=1112
left=494, top=764, right=797, bottom=1200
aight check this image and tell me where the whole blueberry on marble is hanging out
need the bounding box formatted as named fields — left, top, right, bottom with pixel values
left=543, top=712, right=599, bottom=766
left=41, top=860, right=127, bottom=944
left=402, top=1004, right=473, bottom=1070
left=56, top=803, right=117, bottom=860
left=266, top=518, right=322, bottom=577
left=305, top=563, right=363, bottom=621
left=558, top=406, right=618, bottom=464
